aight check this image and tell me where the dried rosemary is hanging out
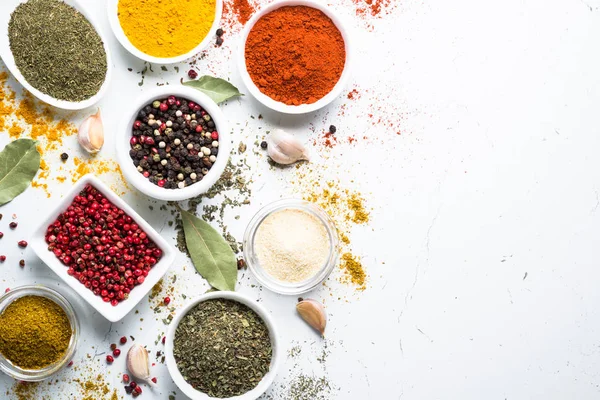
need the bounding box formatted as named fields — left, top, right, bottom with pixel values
left=8, top=0, right=107, bottom=102
left=173, top=299, right=272, bottom=397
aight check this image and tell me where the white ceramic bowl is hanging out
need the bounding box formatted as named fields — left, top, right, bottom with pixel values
left=30, top=174, right=176, bottom=322
left=116, top=86, right=231, bottom=201
left=107, top=0, right=223, bottom=64
left=238, top=0, right=352, bottom=114
left=0, top=0, right=112, bottom=110
left=165, top=291, right=281, bottom=400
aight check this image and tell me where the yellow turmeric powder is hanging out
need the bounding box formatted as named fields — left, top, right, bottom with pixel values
left=340, top=252, right=366, bottom=289
left=118, top=0, right=216, bottom=58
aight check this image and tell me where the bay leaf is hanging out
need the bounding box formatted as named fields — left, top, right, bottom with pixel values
left=183, top=76, right=244, bottom=104
left=180, top=208, right=237, bottom=291
left=0, top=139, right=41, bottom=206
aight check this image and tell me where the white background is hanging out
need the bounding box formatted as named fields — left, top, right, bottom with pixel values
left=2, top=0, right=600, bottom=398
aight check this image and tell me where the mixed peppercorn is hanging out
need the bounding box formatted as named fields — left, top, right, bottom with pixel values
left=44, top=185, right=163, bottom=306
left=129, top=96, right=219, bottom=190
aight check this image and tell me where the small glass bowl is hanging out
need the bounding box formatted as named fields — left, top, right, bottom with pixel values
left=243, top=199, right=339, bottom=295
left=0, top=285, right=80, bottom=381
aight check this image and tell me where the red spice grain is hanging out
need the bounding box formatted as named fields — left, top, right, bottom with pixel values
left=245, top=6, right=346, bottom=106
left=44, top=184, right=163, bottom=306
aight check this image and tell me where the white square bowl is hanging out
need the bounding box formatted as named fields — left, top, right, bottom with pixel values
left=30, top=174, right=176, bottom=322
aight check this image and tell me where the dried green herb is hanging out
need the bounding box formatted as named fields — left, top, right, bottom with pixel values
left=288, top=375, right=332, bottom=400
left=8, top=0, right=107, bottom=101
left=0, top=139, right=41, bottom=206
left=173, top=299, right=272, bottom=397
left=179, top=208, right=237, bottom=291
left=183, top=76, right=244, bottom=104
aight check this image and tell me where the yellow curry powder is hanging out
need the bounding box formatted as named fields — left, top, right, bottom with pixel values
left=0, top=296, right=72, bottom=370
left=290, top=164, right=370, bottom=289
left=340, top=252, right=366, bottom=289
left=118, top=0, right=216, bottom=58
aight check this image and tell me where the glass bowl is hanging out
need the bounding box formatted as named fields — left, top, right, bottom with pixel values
left=243, top=199, right=339, bottom=295
left=0, top=285, right=80, bottom=381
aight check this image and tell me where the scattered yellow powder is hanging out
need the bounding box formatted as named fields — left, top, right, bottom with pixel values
left=13, top=382, right=40, bottom=400
left=0, top=68, right=129, bottom=196
left=341, top=252, right=366, bottom=289
left=289, top=163, right=371, bottom=290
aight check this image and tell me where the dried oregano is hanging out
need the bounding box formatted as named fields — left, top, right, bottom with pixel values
left=173, top=299, right=272, bottom=397
left=8, top=0, right=107, bottom=101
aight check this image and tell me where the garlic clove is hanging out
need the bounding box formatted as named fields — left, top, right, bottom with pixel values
left=126, top=344, right=156, bottom=387
left=266, top=129, right=310, bottom=165
left=296, top=299, right=326, bottom=337
left=78, top=108, right=104, bottom=153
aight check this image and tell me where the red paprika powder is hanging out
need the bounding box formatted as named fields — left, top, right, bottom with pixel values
left=244, top=6, right=346, bottom=106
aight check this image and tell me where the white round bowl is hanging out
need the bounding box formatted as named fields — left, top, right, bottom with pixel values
left=107, top=0, right=223, bottom=64
left=165, top=291, right=282, bottom=400
left=0, top=0, right=112, bottom=110
left=238, top=0, right=352, bottom=114
left=115, top=86, right=231, bottom=201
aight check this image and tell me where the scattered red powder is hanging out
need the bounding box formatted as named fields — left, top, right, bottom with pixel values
left=352, top=0, right=392, bottom=18
left=222, top=0, right=255, bottom=31
left=347, top=89, right=360, bottom=100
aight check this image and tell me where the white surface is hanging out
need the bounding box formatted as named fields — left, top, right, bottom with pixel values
left=106, top=0, right=223, bottom=64
left=237, top=0, right=352, bottom=114
left=116, top=86, right=231, bottom=201
left=30, top=174, right=177, bottom=322
left=1, top=0, right=600, bottom=399
left=165, top=291, right=282, bottom=400
left=0, top=0, right=113, bottom=110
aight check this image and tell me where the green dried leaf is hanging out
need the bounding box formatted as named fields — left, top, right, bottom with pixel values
left=0, top=139, right=41, bottom=206
left=182, top=76, right=244, bottom=104
left=179, top=208, right=237, bottom=291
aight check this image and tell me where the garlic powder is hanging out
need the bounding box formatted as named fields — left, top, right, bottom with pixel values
left=254, top=209, right=330, bottom=283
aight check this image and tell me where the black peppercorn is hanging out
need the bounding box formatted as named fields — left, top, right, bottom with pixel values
left=216, top=28, right=224, bottom=37
left=60, top=153, right=69, bottom=161
left=260, top=141, right=268, bottom=149
left=216, top=37, right=224, bottom=46
left=329, top=125, right=336, bottom=134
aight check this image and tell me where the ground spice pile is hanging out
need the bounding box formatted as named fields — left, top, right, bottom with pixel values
left=118, top=0, right=216, bottom=58
left=245, top=6, right=346, bottom=105
left=0, top=295, right=72, bottom=370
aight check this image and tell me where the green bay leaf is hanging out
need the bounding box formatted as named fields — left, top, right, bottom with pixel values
left=180, top=208, right=237, bottom=291
left=183, top=76, right=244, bottom=104
left=0, top=139, right=41, bottom=206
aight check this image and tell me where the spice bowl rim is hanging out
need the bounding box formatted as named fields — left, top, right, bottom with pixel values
left=237, top=0, right=352, bottom=115
left=0, top=285, right=80, bottom=381
left=165, top=291, right=282, bottom=400
left=106, top=0, right=223, bottom=64
left=115, top=85, right=231, bottom=201
left=243, top=199, right=340, bottom=295
left=29, top=174, right=177, bottom=323
left=0, top=0, right=113, bottom=110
